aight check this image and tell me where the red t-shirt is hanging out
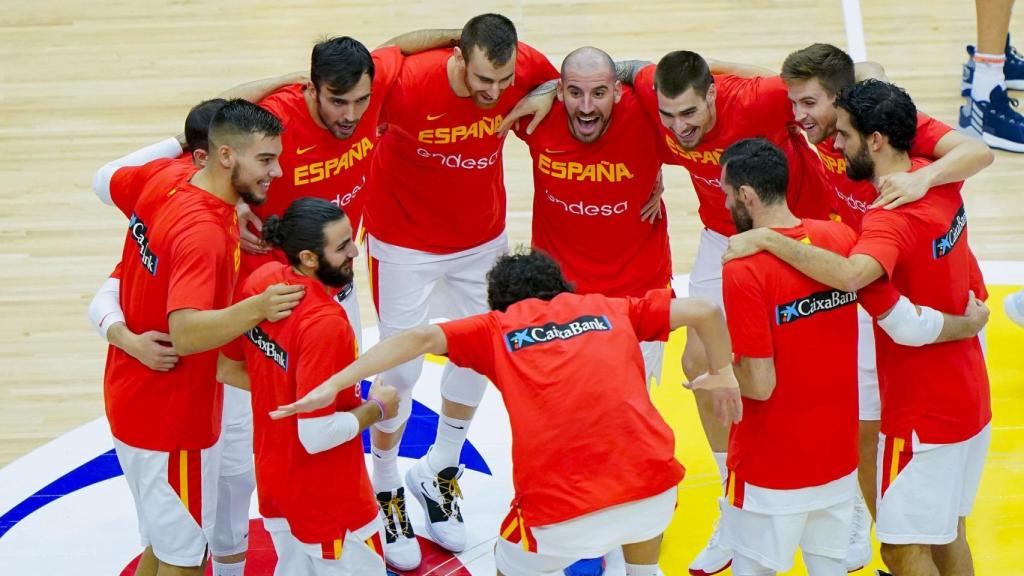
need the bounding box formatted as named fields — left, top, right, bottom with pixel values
left=723, top=219, right=896, bottom=489
left=362, top=43, right=558, bottom=253
left=241, top=47, right=404, bottom=280
left=238, top=263, right=376, bottom=544
left=439, top=289, right=684, bottom=526
left=104, top=163, right=240, bottom=451
left=634, top=67, right=831, bottom=235
left=517, top=87, right=672, bottom=297
left=851, top=159, right=991, bottom=444
left=819, top=112, right=953, bottom=231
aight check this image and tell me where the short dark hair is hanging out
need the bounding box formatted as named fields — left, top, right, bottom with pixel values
left=208, top=99, right=283, bottom=150
left=486, top=249, right=574, bottom=312
left=835, top=79, right=917, bottom=152
left=781, top=43, right=855, bottom=96
left=311, top=36, right=374, bottom=94
left=720, top=138, right=789, bottom=205
left=654, top=51, right=714, bottom=99
left=261, top=197, right=346, bottom=266
left=184, top=98, right=227, bottom=153
left=460, top=13, right=518, bottom=65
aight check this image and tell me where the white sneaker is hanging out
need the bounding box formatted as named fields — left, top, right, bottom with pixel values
left=1005, top=289, right=1024, bottom=328
left=845, top=493, right=873, bottom=572
left=376, top=487, right=421, bottom=571
left=688, top=519, right=732, bottom=576
left=405, top=458, right=467, bottom=552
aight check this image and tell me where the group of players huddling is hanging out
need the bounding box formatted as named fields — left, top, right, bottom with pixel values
left=89, top=12, right=998, bottom=576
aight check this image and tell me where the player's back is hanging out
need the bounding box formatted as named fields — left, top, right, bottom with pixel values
left=852, top=161, right=990, bottom=444
left=722, top=219, right=860, bottom=490
left=442, top=290, right=683, bottom=525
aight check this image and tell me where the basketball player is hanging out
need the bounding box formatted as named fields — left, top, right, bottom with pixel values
left=234, top=197, right=399, bottom=575
left=777, top=42, right=994, bottom=570
left=271, top=248, right=742, bottom=576
left=514, top=46, right=671, bottom=386
left=723, top=81, right=992, bottom=576
left=718, top=137, right=989, bottom=576
left=359, top=14, right=558, bottom=569
left=95, top=100, right=303, bottom=576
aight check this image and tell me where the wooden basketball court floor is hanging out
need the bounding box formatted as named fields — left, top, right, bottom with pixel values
left=1, top=1, right=1022, bottom=574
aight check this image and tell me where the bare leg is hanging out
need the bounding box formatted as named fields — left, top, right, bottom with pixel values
left=880, top=543, right=940, bottom=576
left=685, top=330, right=730, bottom=453
left=976, top=0, right=1015, bottom=54
left=932, top=518, right=975, bottom=576
left=858, top=419, right=881, bottom=519
left=134, top=546, right=158, bottom=576
left=622, top=533, right=663, bottom=566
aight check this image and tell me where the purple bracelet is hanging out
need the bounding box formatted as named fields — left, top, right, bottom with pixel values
left=369, top=398, right=387, bottom=421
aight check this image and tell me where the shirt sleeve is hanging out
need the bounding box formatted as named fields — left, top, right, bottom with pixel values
left=516, top=42, right=559, bottom=89
left=911, top=112, right=954, bottom=158
left=166, top=221, right=229, bottom=316
left=221, top=335, right=246, bottom=362
left=108, top=158, right=175, bottom=217
left=438, top=314, right=497, bottom=378
left=850, top=209, right=914, bottom=279
left=740, top=75, right=794, bottom=124
left=722, top=261, right=774, bottom=359
left=295, top=315, right=358, bottom=420
left=371, top=45, right=405, bottom=96
left=625, top=288, right=673, bottom=342
left=857, top=278, right=902, bottom=317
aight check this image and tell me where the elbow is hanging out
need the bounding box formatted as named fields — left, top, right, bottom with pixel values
left=297, top=426, right=330, bottom=455
left=975, top=143, right=996, bottom=170
left=92, top=164, right=116, bottom=206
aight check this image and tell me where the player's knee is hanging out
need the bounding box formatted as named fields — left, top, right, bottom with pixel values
left=382, top=359, right=424, bottom=391
left=440, top=365, right=487, bottom=407
left=210, top=470, right=255, bottom=555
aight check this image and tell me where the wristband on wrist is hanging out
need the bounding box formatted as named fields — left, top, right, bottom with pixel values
left=369, top=398, right=386, bottom=421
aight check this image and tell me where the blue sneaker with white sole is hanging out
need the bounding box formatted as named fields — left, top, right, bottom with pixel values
left=958, top=86, right=1024, bottom=152
left=564, top=557, right=605, bottom=576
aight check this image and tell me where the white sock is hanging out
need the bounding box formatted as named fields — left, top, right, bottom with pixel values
left=212, top=559, right=245, bottom=576
left=427, top=415, right=472, bottom=472
left=371, top=444, right=402, bottom=492
left=713, top=452, right=728, bottom=483
left=625, top=562, right=660, bottom=576
left=972, top=52, right=1007, bottom=102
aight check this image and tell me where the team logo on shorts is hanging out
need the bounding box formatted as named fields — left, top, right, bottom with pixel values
left=246, top=325, right=288, bottom=370
left=775, top=289, right=857, bottom=325
left=127, top=213, right=159, bottom=275
left=505, top=315, right=611, bottom=351
left=933, top=204, right=967, bottom=259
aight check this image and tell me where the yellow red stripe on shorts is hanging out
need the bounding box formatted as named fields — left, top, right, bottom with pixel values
left=880, top=435, right=913, bottom=497
left=365, top=532, right=383, bottom=559
left=725, top=470, right=745, bottom=509
left=366, top=246, right=381, bottom=314
left=321, top=537, right=343, bottom=560
left=499, top=505, right=537, bottom=553
left=166, top=449, right=202, bottom=526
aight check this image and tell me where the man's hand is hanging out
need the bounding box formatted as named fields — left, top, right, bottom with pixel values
left=689, top=367, right=743, bottom=425
left=368, top=381, right=400, bottom=420
left=259, top=283, right=305, bottom=322
left=496, top=88, right=556, bottom=136
left=125, top=330, right=179, bottom=372
left=237, top=202, right=269, bottom=254
left=964, top=290, right=990, bottom=336
left=270, top=380, right=341, bottom=419
left=872, top=170, right=930, bottom=210
left=722, top=228, right=770, bottom=263
left=639, top=170, right=665, bottom=223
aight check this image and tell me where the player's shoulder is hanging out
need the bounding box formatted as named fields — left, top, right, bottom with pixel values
left=258, top=84, right=307, bottom=119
